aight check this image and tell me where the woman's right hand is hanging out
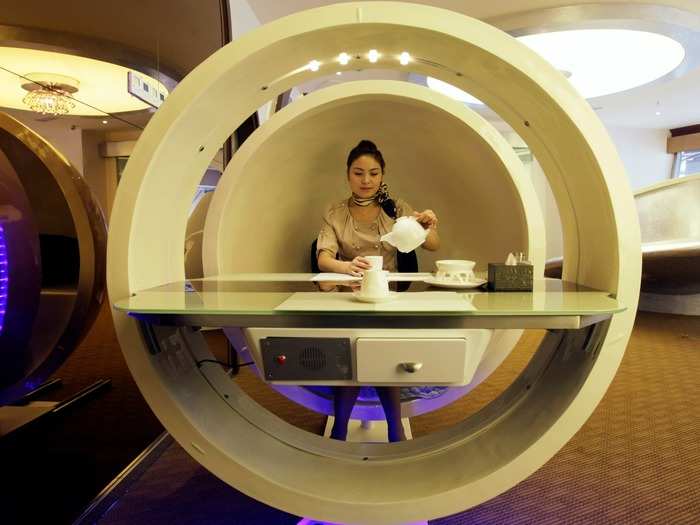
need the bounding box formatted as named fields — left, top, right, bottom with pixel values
left=345, top=256, right=371, bottom=277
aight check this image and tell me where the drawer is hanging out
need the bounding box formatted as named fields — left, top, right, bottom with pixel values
left=356, top=338, right=470, bottom=384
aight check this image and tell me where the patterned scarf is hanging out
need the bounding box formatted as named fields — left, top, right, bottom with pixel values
left=351, top=182, right=390, bottom=206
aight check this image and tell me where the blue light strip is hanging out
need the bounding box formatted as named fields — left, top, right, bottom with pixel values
left=0, top=224, right=7, bottom=333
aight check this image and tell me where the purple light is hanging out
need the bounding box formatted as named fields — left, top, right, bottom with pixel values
left=0, top=224, right=6, bottom=332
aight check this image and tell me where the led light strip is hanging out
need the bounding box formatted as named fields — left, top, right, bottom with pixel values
left=0, top=224, right=7, bottom=332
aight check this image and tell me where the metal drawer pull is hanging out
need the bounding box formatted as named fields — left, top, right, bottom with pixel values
left=400, top=362, right=423, bottom=373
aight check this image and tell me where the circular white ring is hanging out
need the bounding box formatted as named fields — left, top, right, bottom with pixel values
left=108, top=3, right=641, bottom=523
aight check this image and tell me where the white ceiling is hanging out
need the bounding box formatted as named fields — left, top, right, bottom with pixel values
left=246, top=0, right=700, bottom=24
left=246, top=0, right=700, bottom=130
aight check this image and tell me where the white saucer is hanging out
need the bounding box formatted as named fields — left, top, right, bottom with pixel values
left=352, top=291, right=398, bottom=303
left=423, top=277, right=487, bottom=289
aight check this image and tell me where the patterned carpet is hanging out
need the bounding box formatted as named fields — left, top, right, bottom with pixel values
left=93, top=311, right=699, bottom=525
left=0, top=303, right=164, bottom=525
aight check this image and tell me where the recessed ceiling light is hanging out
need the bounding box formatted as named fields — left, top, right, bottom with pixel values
left=368, top=49, right=380, bottom=63
left=517, top=29, right=685, bottom=98
left=399, top=52, right=411, bottom=65
left=427, top=29, right=685, bottom=105
left=0, top=47, right=169, bottom=116
left=307, top=60, right=321, bottom=72
left=102, top=119, right=108, bottom=124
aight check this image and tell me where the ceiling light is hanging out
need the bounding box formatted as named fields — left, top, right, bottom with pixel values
left=0, top=47, right=169, bottom=116
left=335, top=72, right=342, bottom=76
left=102, top=119, right=108, bottom=124
left=368, top=49, right=380, bottom=63
left=337, top=52, right=350, bottom=65
left=426, top=77, right=483, bottom=105
left=21, top=73, right=78, bottom=116
left=308, top=60, right=321, bottom=72
left=399, top=52, right=411, bottom=65
left=517, top=29, right=685, bottom=98
left=427, top=29, right=684, bottom=105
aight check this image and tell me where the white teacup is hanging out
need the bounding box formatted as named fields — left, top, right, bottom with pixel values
left=360, top=268, right=390, bottom=297
left=365, top=255, right=384, bottom=271
left=435, top=259, right=476, bottom=283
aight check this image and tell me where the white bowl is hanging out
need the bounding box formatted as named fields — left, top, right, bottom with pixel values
left=436, top=259, right=476, bottom=273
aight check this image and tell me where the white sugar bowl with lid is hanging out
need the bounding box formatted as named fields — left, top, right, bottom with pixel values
left=380, top=216, right=427, bottom=253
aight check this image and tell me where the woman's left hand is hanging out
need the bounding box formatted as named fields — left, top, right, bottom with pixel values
left=414, top=209, right=438, bottom=230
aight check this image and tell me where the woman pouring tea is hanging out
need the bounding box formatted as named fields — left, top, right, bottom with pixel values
left=315, top=139, right=440, bottom=442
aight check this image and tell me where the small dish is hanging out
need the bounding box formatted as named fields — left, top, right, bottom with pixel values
left=423, top=277, right=487, bottom=289
left=352, top=291, right=399, bottom=303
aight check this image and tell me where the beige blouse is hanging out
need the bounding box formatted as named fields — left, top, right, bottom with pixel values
left=316, top=198, right=416, bottom=272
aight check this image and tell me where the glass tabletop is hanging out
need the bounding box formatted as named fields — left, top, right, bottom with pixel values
left=113, top=273, right=623, bottom=318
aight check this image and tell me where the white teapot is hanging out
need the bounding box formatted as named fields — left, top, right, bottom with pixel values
left=380, top=216, right=428, bottom=253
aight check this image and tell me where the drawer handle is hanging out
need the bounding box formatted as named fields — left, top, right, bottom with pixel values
left=400, top=362, right=423, bottom=373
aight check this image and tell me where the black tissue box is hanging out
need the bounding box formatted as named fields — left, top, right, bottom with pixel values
left=488, top=262, right=533, bottom=291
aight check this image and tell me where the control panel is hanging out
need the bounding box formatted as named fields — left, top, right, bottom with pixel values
left=261, top=337, right=352, bottom=381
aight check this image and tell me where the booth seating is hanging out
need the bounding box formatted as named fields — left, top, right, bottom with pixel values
left=204, top=80, right=545, bottom=424
left=108, top=4, right=640, bottom=524
left=546, top=174, right=700, bottom=315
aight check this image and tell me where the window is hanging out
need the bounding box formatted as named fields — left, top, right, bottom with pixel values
left=672, top=149, right=700, bottom=178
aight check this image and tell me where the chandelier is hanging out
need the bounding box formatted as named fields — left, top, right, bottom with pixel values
left=21, top=73, right=79, bottom=116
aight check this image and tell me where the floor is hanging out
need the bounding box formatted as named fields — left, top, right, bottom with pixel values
left=88, top=311, right=699, bottom=525
left=0, top=302, right=164, bottom=525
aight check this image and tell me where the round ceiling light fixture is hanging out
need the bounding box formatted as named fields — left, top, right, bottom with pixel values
left=519, top=29, right=685, bottom=99
left=428, top=28, right=685, bottom=104
left=0, top=46, right=170, bottom=116
left=21, top=73, right=79, bottom=116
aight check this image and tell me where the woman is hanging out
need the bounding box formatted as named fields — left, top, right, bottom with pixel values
left=316, top=139, right=440, bottom=442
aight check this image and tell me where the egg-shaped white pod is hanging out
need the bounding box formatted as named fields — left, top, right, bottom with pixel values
left=108, top=3, right=640, bottom=524
left=203, top=79, right=545, bottom=420
left=0, top=112, right=106, bottom=404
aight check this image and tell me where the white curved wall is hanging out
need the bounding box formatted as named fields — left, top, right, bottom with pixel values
left=205, top=81, right=545, bottom=277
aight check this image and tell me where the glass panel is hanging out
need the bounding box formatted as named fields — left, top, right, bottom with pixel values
left=113, top=274, right=623, bottom=318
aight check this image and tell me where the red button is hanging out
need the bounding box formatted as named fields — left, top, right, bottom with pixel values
left=276, top=355, right=286, bottom=364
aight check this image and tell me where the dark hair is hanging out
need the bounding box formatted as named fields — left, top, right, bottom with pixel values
left=346, top=139, right=385, bottom=172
